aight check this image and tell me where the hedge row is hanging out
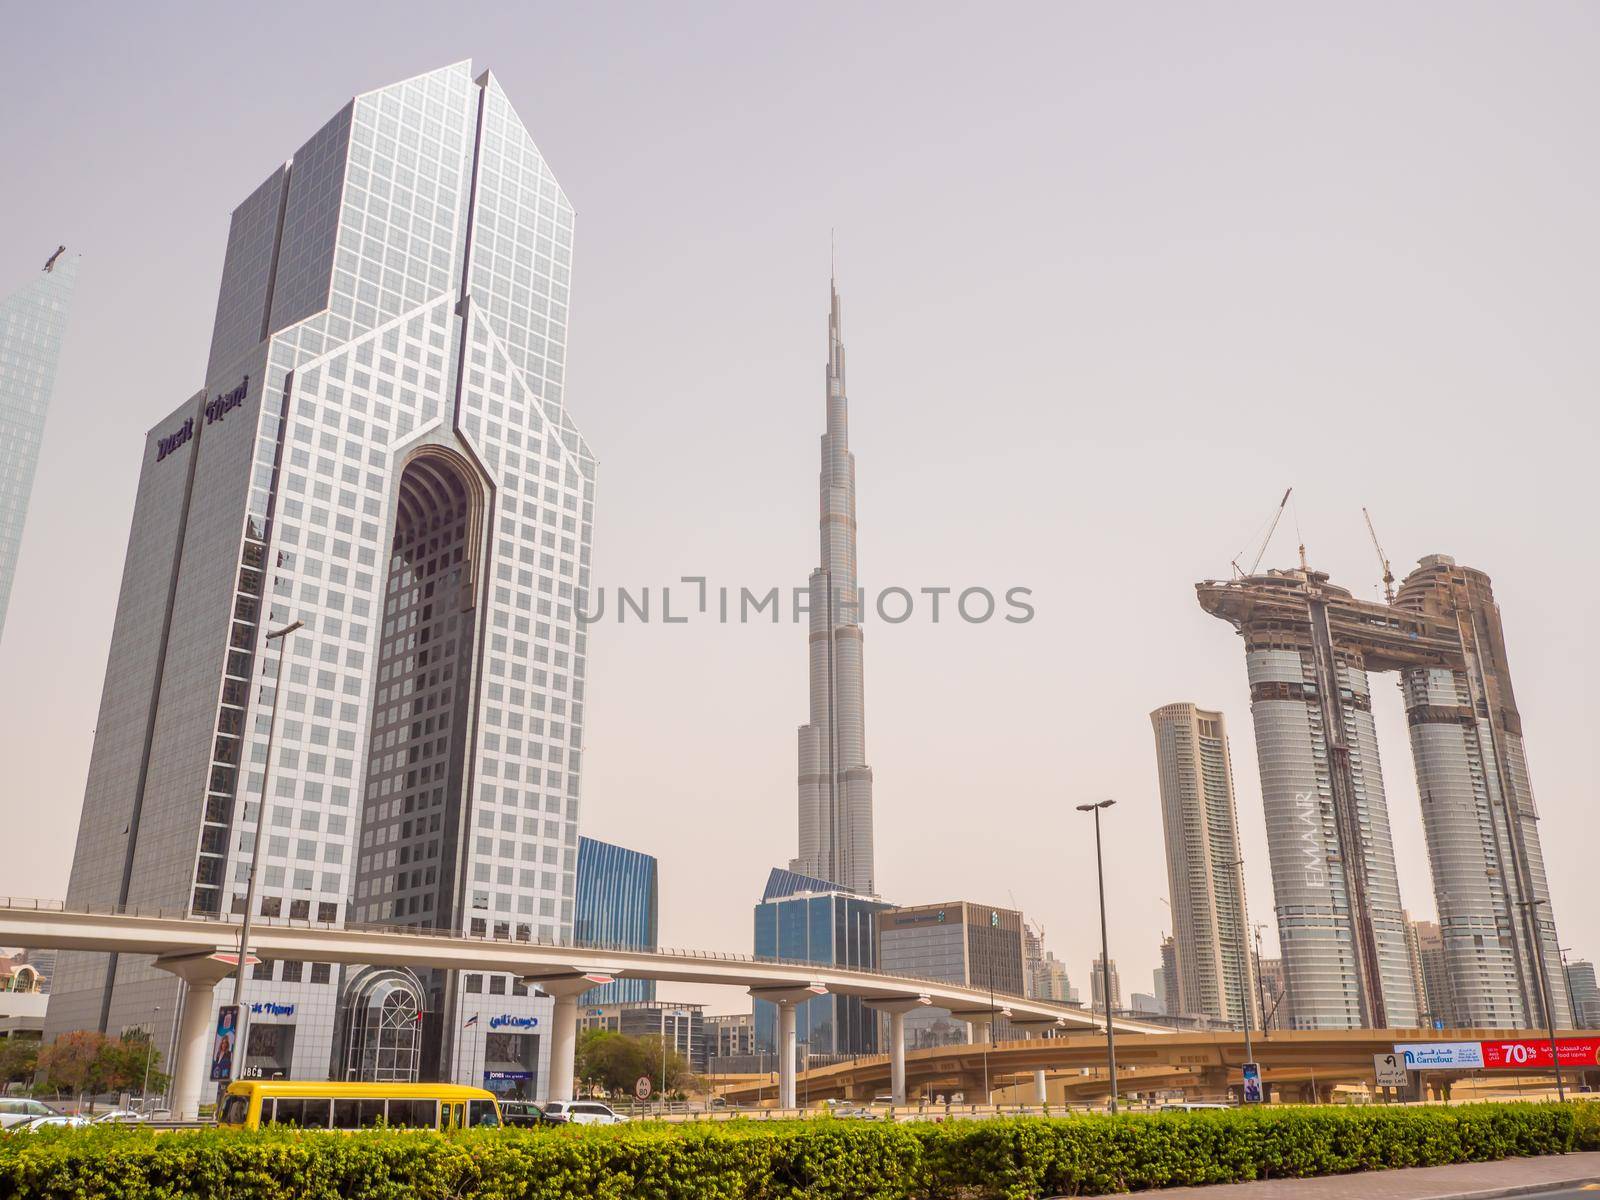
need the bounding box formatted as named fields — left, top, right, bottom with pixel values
left=1, top=1103, right=1596, bottom=1200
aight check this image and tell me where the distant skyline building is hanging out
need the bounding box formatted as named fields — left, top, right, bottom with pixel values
left=1032, top=950, right=1076, bottom=1005
left=1089, top=954, right=1121, bottom=1016
left=0, top=246, right=78, bottom=645
left=753, top=868, right=885, bottom=1059
left=1158, top=937, right=1181, bottom=1018
left=1566, top=961, right=1600, bottom=1029
left=792, top=274, right=875, bottom=896
left=1200, top=556, right=1570, bottom=1031
left=578, top=1001, right=705, bottom=1073
left=705, top=1012, right=756, bottom=1060
left=1150, top=702, right=1256, bottom=1028
left=574, top=837, right=658, bottom=1005
left=1410, top=918, right=1456, bottom=1028
left=47, top=62, right=594, bottom=1101
left=876, top=901, right=1027, bottom=1046
left=1256, top=956, right=1286, bottom=1030
left=1022, top=921, right=1045, bottom=998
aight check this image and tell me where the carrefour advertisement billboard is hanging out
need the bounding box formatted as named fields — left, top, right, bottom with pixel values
left=1396, top=1038, right=1600, bottom=1071
left=1394, top=1042, right=1484, bottom=1070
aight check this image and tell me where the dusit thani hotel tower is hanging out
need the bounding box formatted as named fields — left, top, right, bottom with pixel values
left=50, top=63, right=595, bottom=1097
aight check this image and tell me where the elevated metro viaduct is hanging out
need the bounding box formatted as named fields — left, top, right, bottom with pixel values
left=0, top=901, right=1167, bottom=1119
left=716, top=1026, right=1600, bottom=1106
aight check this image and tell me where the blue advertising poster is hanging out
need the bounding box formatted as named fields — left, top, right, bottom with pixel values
left=1241, top=1061, right=1262, bottom=1103
left=210, top=1004, right=239, bottom=1082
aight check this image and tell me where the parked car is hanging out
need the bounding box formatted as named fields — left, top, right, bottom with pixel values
left=9, top=1115, right=91, bottom=1133
left=92, top=1109, right=148, bottom=1124
left=0, top=1099, right=61, bottom=1131
left=539, top=1100, right=625, bottom=1126
left=499, top=1101, right=556, bottom=1128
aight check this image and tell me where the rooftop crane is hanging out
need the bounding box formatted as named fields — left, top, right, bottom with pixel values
left=1362, top=506, right=1395, bottom=603
left=1231, top=487, right=1293, bottom=578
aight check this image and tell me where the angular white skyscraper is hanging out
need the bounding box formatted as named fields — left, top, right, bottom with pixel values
left=793, top=275, right=875, bottom=897
left=50, top=63, right=594, bottom=1099
left=0, top=247, right=78, bottom=644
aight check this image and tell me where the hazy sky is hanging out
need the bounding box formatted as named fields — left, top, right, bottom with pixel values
left=1, top=3, right=1595, bottom=1016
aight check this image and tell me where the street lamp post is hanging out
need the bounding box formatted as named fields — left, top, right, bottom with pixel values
left=1077, top=800, right=1118, bottom=1114
left=141, top=1006, right=161, bottom=1102
left=1224, top=858, right=1256, bottom=1096
left=231, top=619, right=304, bottom=1082
left=1517, top=898, right=1565, bottom=1102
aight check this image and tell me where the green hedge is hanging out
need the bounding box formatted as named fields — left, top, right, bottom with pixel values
left=1, top=1103, right=1596, bottom=1200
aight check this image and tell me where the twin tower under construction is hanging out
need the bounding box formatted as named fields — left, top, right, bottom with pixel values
left=1198, top=554, right=1571, bottom=1032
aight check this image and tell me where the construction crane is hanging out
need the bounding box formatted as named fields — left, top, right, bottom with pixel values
left=1361, top=506, right=1395, bottom=603
left=1231, top=488, right=1293, bottom=579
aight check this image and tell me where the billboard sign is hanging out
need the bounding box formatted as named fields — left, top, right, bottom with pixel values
left=210, top=1004, right=240, bottom=1082
left=1241, top=1061, right=1262, bottom=1103
left=1480, top=1038, right=1600, bottom=1070
left=1395, top=1042, right=1484, bottom=1070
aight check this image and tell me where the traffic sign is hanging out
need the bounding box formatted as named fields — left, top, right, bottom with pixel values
left=1374, top=1052, right=1407, bottom=1088
left=634, top=1075, right=652, bottom=1101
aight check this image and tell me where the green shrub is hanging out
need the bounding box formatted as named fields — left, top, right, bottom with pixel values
left=0, top=1102, right=1588, bottom=1200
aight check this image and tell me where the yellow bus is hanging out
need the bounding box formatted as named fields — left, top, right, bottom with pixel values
left=217, top=1080, right=502, bottom=1131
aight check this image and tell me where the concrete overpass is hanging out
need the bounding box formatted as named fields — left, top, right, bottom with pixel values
left=0, top=898, right=1168, bottom=1118
left=714, top=1027, right=1600, bottom=1106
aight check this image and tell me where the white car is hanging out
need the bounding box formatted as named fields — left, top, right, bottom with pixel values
left=92, top=1109, right=147, bottom=1124
left=11, top=1115, right=91, bottom=1132
left=0, top=1099, right=61, bottom=1130
left=540, top=1100, right=625, bottom=1126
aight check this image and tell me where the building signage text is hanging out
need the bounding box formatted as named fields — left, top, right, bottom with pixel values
left=489, top=1014, right=539, bottom=1030
left=1395, top=1042, right=1483, bottom=1069
left=250, top=1001, right=296, bottom=1018
left=154, top=375, right=249, bottom=463
left=156, top=419, right=193, bottom=462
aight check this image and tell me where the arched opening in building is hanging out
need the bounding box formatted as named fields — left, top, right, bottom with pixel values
left=339, top=966, right=427, bottom=1082
left=354, top=446, right=486, bottom=934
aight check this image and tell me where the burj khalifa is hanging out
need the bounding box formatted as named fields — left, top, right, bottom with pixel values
left=792, top=273, right=876, bottom=897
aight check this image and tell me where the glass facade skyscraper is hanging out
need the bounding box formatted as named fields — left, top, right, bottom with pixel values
left=574, top=836, right=658, bottom=1004
left=49, top=62, right=595, bottom=1098
left=1150, top=703, right=1256, bottom=1028
left=1199, top=558, right=1569, bottom=1031
left=753, top=868, right=885, bottom=1058
left=0, top=247, right=78, bottom=644
left=875, top=902, right=1027, bottom=1046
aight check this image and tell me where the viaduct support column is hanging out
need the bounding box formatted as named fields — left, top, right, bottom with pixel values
left=863, top=996, right=931, bottom=1107
left=525, top=969, right=623, bottom=1103
left=779, top=1004, right=798, bottom=1109
left=751, top=983, right=829, bottom=1113
left=154, top=952, right=238, bottom=1122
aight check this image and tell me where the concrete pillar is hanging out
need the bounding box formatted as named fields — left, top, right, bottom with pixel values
left=890, top=1010, right=907, bottom=1105
left=524, top=969, right=623, bottom=1104
left=548, top=994, right=578, bottom=1101
left=153, top=951, right=238, bottom=1122
left=171, top=975, right=221, bottom=1121
left=1034, top=1069, right=1047, bottom=1104
left=779, top=1003, right=798, bottom=1109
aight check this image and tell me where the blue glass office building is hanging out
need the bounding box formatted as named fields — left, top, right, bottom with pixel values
left=0, top=248, right=77, bottom=645
left=753, top=868, right=886, bottom=1057
left=574, top=837, right=658, bottom=1004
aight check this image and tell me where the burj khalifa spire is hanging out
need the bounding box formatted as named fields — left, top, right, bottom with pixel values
left=793, top=266, right=876, bottom=896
